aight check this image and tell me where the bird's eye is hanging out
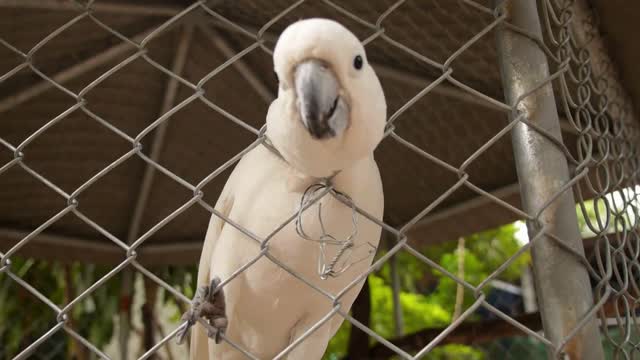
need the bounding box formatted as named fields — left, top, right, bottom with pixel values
left=353, top=55, right=363, bottom=70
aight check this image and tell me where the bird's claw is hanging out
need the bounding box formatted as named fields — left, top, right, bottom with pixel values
left=176, top=276, right=227, bottom=345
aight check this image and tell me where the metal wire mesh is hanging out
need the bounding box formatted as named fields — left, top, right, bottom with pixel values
left=544, top=0, right=640, bottom=358
left=0, top=0, right=638, bottom=359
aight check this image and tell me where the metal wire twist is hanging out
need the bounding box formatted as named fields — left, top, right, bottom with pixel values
left=295, top=182, right=377, bottom=280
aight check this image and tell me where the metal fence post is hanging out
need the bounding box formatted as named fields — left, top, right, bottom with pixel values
left=494, top=1, right=604, bottom=359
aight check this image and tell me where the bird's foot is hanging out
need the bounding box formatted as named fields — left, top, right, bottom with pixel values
left=176, top=276, right=227, bottom=345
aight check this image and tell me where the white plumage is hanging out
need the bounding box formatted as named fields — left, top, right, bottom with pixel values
left=191, top=18, right=387, bottom=360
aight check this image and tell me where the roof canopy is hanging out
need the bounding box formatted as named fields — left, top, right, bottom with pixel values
left=0, top=0, right=636, bottom=265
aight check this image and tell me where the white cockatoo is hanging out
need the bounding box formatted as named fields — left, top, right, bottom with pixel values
left=188, top=18, right=387, bottom=360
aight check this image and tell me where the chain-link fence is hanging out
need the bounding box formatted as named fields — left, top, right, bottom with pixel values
left=553, top=0, right=640, bottom=358
left=0, top=0, right=638, bottom=359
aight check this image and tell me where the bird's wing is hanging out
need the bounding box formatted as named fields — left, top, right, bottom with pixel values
left=190, top=173, right=236, bottom=360
left=196, top=183, right=235, bottom=287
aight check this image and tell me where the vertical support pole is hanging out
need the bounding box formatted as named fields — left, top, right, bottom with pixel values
left=390, top=254, right=403, bottom=337
left=494, top=1, right=604, bottom=359
left=119, top=271, right=133, bottom=360
left=119, top=24, right=195, bottom=359
left=520, top=266, right=537, bottom=314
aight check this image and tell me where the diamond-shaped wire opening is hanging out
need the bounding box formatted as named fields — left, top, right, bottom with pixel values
left=31, top=16, right=162, bottom=90
left=0, top=172, right=77, bottom=263
left=15, top=113, right=137, bottom=201
left=124, top=134, right=263, bottom=252
left=0, top=76, right=79, bottom=146
left=0, top=261, right=63, bottom=359
left=2, top=14, right=108, bottom=109
left=139, top=75, right=266, bottom=189
left=0, top=6, right=83, bottom=55
left=387, top=128, right=527, bottom=231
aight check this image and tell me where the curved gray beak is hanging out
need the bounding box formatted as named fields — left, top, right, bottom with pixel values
left=294, top=59, right=341, bottom=139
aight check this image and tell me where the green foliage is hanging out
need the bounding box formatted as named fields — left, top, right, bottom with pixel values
left=156, top=265, right=198, bottom=322
left=13, top=206, right=633, bottom=360
left=1, top=258, right=64, bottom=357
left=369, top=275, right=450, bottom=335
left=432, top=225, right=529, bottom=315
left=2, top=223, right=532, bottom=359
left=324, top=223, right=530, bottom=359
left=0, top=259, right=196, bottom=358
left=0, top=258, right=123, bottom=358
left=323, top=320, right=351, bottom=360
left=324, top=195, right=636, bottom=359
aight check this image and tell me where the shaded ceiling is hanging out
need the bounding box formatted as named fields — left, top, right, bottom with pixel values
left=0, top=0, right=635, bottom=265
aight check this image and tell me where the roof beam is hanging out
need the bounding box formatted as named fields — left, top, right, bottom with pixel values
left=0, top=26, right=156, bottom=114
left=406, top=182, right=522, bottom=247
left=0, top=227, right=202, bottom=266
left=371, top=63, right=577, bottom=134
left=410, top=182, right=521, bottom=232
left=198, top=23, right=275, bottom=104
left=0, top=0, right=181, bottom=17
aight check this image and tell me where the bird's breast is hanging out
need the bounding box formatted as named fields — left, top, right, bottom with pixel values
left=225, top=147, right=383, bottom=297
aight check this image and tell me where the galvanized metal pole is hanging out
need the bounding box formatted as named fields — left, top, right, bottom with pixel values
left=493, top=1, right=604, bottom=359
left=389, top=254, right=403, bottom=337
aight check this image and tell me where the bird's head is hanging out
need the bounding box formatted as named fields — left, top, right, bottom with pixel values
left=266, top=18, right=387, bottom=178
